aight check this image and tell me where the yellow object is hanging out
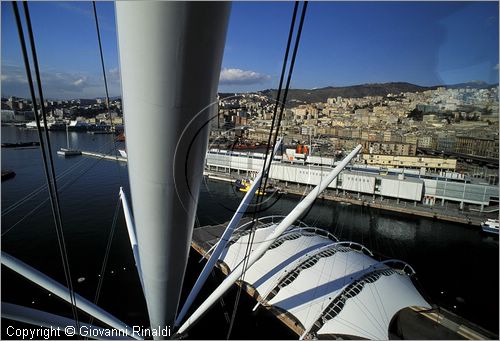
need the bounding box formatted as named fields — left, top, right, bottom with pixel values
left=238, top=180, right=266, bottom=196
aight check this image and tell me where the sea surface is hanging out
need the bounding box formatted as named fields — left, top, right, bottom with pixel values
left=1, top=126, right=498, bottom=338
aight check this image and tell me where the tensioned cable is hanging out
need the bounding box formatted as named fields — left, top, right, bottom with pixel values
left=21, top=2, right=81, bottom=332
left=252, top=2, right=299, bottom=211
left=89, top=197, right=121, bottom=326
left=225, top=2, right=300, bottom=337
left=225, top=3, right=300, bottom=337
left=261, top=1, right=308, bottom=199
left=92, top=1, right=126, bottom=194
left=225, top=2, right=308, bottom=339
left=92, top=2, right=115, bottom=140
left=12, top=1, right=80, bottom=331
left=22, top=4, right=81, bottom=330
left=2, top=142, right=120, bottom=237
left=2, top=136, right=119, bottom=218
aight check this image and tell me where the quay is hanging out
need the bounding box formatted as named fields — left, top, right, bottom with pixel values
left=203, top=171, right=492, bottom=227
left=81, top=150, right=127, bottom=162
left=78, top=147, right=495, bottom=227
left=206, top=150, right=499, bottom=215
left=191, top=222, right=497, bottom=340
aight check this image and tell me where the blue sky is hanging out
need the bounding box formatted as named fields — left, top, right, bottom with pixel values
left=1, top=1, right=498, bottom=99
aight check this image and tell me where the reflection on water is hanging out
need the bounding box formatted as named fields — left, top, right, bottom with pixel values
left=376, top=218, right=416, bottom=241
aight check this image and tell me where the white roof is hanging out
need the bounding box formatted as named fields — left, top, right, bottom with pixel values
left=269, top=249, right=379, bottom=332
left=219, top=223, right=431, bottom=339
left=316, top=272, right=430, bottom=339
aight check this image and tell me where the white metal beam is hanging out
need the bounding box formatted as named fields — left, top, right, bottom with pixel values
left=2, top=302, right=133, bottom=340
left=1, top=252, right=141, bottom=339
left=119, top=187, right=144, bottom=293
left=175, top=138, right=282, bottom=326
left=177, top=144, right=362, bottom=334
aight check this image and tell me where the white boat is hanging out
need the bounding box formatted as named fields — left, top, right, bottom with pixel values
left=481, top=219, right=499, bottom=235
left=57, top=122, right=81, bottom=157
left=56, top=148, right=81, bottom=157
left=118, top=149, right=127, bottom=158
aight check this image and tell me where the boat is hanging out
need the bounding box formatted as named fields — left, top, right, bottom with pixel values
left=1, top=170, right=16, bottom=181
left=481, top=219, right=499, bottom=235
left=56, top=148, right=82, bottom=157
left=117, top=149, right=127, bottom=158
left=235, top=178, right=276, bottom=196
left=25, top=118, right=65, bottom=131
left=57, top=123, right=81, bottom=157
left=1, top=141, right=40, bottom=148
left=234, top=178, right=247, bottom=190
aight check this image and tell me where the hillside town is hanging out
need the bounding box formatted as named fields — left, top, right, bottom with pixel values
left=214, top=85, right=499, bottom=181
left=2, top=84, right=499, bottom=182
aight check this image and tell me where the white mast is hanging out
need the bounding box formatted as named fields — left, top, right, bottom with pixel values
left=175, top=138, right=282, bottom=326
left=115, top=2, right=230, bottom=333
left=177, top=144, right=362, bottom=334
left=66, top=123, right=70, bottom=149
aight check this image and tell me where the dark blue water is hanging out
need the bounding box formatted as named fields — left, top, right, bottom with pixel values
left=1, top=126, right=498, bottom=337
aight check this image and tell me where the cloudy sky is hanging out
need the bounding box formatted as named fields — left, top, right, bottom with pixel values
left=1, top=1, right=499, bottom=99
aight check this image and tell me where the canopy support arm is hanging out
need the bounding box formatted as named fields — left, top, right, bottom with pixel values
left=176, top=144, right=362, bottom=334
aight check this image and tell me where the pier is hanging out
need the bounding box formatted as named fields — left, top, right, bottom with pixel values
left=81, top=151, right=127, bottom=163
left=191, top=222, right=497, bottom=340
left=80, top=148, right=495, bottom=227
left=203, top=171, right=491, bottom=227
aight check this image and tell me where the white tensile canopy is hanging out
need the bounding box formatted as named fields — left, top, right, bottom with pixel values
left=220, top=223, right=431, bottom=340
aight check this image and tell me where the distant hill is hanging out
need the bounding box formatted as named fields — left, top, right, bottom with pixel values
left=442, top=80, right=497, bottom=90
left=259, top=82, right=434, bottom=104
left=254, top=81, right=497, bottom=105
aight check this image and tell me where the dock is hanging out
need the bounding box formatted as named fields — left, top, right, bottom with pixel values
left=80, top=153, right=491, bottom=227
left=81, top=151, right=127, bottom=163
left=203, top=172, right=489, bottom=227
left=191, top=223, right=497, bottom=340
left=284, top=185, right=484, bottom=227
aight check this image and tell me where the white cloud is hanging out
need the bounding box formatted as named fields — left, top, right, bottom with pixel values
left=1, top=64, right=120, bottom=99
left=494, top=64, right=499, bottom=71
left=219, top=68, right=270, bottom=85
left=73, top=77, right=87, bottom=86
left=107, top=67, right=120, bottom=83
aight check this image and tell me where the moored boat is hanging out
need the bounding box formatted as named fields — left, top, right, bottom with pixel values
left=481, top=219, right=499, bottom=235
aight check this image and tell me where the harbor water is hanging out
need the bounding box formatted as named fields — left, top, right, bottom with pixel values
left=1, top=126, right=498, bottom=338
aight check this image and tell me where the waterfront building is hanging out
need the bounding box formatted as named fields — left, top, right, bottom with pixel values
left=362, top=154, right=457, bottom=172
left=205, top=150, right=497, bottom=211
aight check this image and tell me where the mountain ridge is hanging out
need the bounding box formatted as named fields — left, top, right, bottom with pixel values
left=219, top=81, right=497, bottom=104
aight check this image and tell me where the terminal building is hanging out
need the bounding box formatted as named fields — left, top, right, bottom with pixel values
left=205, top=149, right=498, bottom=212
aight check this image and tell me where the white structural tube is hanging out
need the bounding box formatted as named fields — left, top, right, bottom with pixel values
left=177, top=144, right=362, bottom=334
left=175, top=139, right=282, bottom=325
left=119, top=187, right=143, bottom=292
left=1, top=252, right=141, bottom=339
left=116, top=2, right=230, bottom=332
left=2, top=302, right=132, bottom=340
